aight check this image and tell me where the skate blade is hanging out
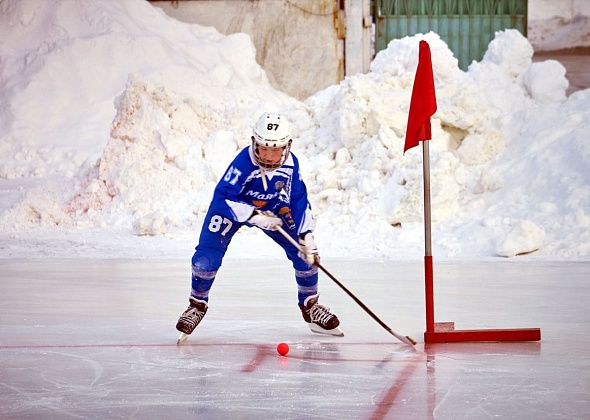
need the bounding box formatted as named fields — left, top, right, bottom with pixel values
left=177, top=332, right=189, bottom=344
left=309, top=324, right=344, bottom=337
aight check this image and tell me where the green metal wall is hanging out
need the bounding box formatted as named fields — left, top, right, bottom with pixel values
left=375, top=0, right=527, bottom=70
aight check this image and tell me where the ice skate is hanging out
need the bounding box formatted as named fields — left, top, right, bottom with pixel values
left=299, top=294, right=343, bottom=337
left=176, top=298, right=208, bottom=343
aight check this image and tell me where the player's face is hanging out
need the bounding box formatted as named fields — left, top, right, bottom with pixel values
left=257, top=145, right=284, bottom=166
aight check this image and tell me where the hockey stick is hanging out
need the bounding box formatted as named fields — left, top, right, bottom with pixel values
left=274, top=225, right=417, bottom=346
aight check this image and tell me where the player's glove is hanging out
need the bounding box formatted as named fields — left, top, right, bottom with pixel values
left=248, top=211, right=282, bottom=231
left=298, top=232, right=319, bottom=265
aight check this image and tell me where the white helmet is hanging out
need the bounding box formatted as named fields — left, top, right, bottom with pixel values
left=251, top=112, right=293, bottom=170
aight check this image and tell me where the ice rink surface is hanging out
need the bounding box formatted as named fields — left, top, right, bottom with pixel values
left=1, top=259, right=589, bottom=419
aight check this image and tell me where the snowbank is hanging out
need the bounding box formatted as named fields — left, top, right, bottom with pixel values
left=0, top=0, right=293, bottom=179
left=0, top=0, right=588, bottom=261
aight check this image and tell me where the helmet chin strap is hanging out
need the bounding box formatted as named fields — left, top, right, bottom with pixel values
left=259, top=166, right=268, bottom=191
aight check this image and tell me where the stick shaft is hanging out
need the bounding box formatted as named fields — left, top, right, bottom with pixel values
left=274, top=226, right=415, bottom=346
left=316, top=262, right=415, bottom=345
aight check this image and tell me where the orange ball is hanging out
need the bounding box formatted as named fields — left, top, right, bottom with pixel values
left=276, top=342, right=289, bottom=356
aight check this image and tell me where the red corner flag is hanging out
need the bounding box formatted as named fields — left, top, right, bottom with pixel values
left=404, top=40, right=437, bottom=154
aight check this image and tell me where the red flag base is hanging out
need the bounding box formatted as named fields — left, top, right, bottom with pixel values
left=424, top=322, right=541, bottom=343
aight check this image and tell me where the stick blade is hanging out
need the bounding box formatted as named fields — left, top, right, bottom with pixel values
left=389, top=329, right=416, bottom=346
left=405, top=335, right=417, bottom=345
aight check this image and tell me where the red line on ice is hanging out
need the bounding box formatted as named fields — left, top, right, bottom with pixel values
left=368, top=354, right=423, bottom=420
left=0, top=341, right=399, bottom=350
left=240, top=344, right=271, bottom=373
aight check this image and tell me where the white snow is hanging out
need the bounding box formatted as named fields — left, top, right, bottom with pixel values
left=495, top=219, right=546, bottom=257
left=0, top=0, right=588, bottom=261
left=523, top=60, right=569, bottom=103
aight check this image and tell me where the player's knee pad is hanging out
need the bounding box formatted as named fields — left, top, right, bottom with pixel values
left=191, top=251, right=223, bottom=280
left=295, top=265, right=318, bottom=280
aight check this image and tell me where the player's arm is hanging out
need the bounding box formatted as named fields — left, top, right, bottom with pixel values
left=289, top=156, right=318, bottom=263
left=289, top=155, right=315, bottom=236
left=214, top=155, right=281, bottom=230
left=212, top=154, right=255, bottom=222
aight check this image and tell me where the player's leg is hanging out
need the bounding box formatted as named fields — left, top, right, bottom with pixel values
left=265, top=229, right=343, bottom=336
left=176, top=209, right=241, bottom=336
left=175, top=249, right=221, bottom=337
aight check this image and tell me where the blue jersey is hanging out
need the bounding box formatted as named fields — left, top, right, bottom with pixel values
left=209, top=146, right=315, bottom=235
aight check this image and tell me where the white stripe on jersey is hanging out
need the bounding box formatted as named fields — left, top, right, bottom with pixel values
left=225, top=200, right=255, bottom=222
left=298, top=204, right=315, bottom=235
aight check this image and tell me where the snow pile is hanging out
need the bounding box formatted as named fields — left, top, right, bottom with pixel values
left=496, top=220, right=545, bottom=257
left=65, top=74, right=295, bottom=235
left=0, top=0, right=297, bottom=235
left=0, top=0, right=588, bottom=260
left=0, top=0, right=293, bottom=179
left=300, top=30, right=588, bottom=258
left=523, top=60, right=569, bottom=103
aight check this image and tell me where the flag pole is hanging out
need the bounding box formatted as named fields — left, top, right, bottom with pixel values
left=405, top=41, right=539, bottom=344
left=422, top=140, right=434, bottom=334
left=404, top=39, right=437, bottom=337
